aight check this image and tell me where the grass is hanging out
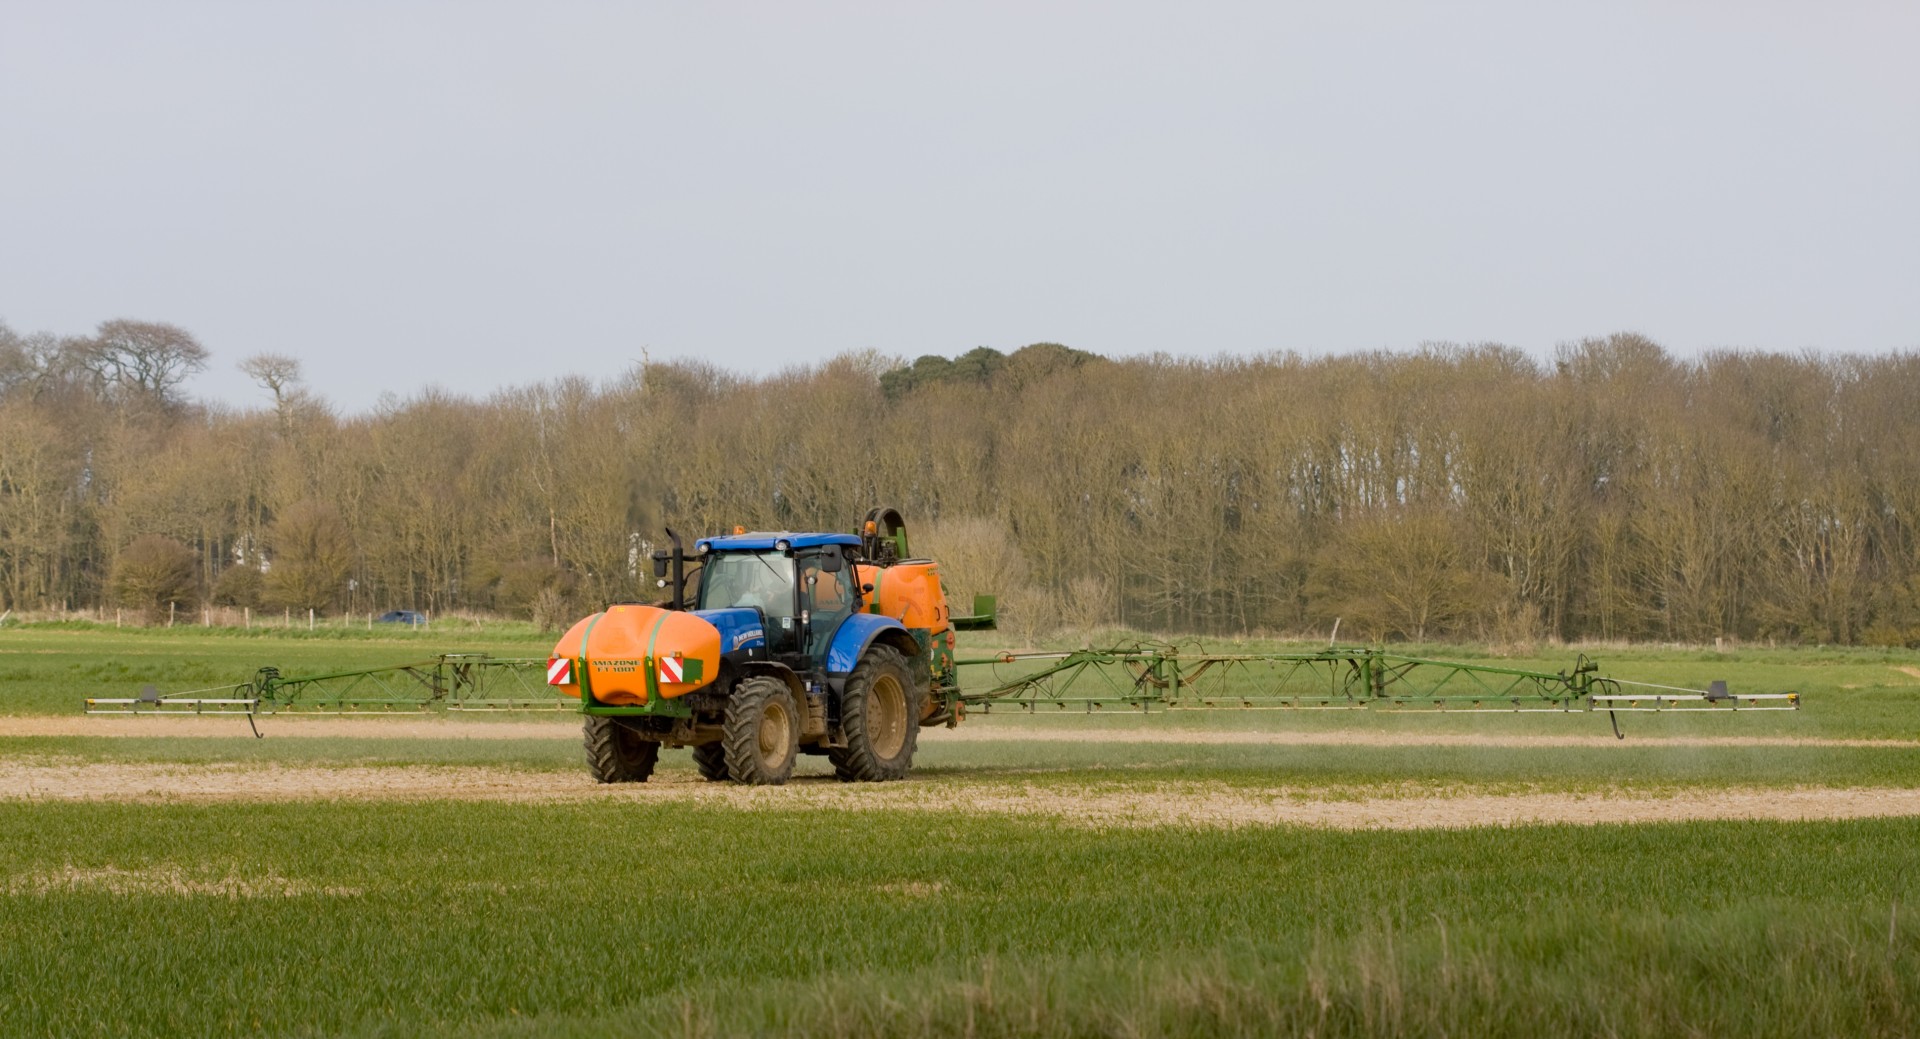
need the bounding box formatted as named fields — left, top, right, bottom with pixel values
left=5, top=623, right=1918, bottom=738
left=0, top=626, right=556, bottom=715
left=3, top=733, right=1919, bottom=796
left=0, top=803, right=1915, bottom=1038
left=3, top=627, right=1919, bottom=1036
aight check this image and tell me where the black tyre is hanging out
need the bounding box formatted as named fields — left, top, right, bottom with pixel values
left=691, top=741, right=729, bottom=782
left=834, top=644, right=922, bottom=782
left=583, top=715, right=659, bottom=783
left=722, top=675, right=798, bottom=786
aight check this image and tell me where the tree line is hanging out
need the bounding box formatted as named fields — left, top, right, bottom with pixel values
left=4, top=317, right=1919, bottom=645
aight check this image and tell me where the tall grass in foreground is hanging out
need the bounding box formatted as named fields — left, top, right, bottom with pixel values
left=456, top=908, right=1918, bottom=1038
left=1, top=803, right=1916, bottom=1038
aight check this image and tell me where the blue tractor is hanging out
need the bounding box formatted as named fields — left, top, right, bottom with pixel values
left=548, top=508, right=989, bottom=785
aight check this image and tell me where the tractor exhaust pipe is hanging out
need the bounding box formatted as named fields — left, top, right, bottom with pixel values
left=666, top=527, right=686, bottom=610
left=651, top=528, right=690, bottom=610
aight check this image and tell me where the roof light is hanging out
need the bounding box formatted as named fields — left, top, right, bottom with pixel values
left=734, top=525, right=746, bottom=535
left=696, top=542, right=710, bottom=555
left=774, top=539, right=791, bottom=552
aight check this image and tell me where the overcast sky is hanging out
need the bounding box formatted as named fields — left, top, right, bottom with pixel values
left=3, top=1, right=1915, bottom=412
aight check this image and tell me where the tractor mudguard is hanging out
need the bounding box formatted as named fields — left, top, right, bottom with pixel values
left=823, top=613, right=916, bottom=677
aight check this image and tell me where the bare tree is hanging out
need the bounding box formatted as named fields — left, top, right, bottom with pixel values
left=1309, top=509, right=1498, bottom=643
left=0, top=405, right=80, bottom=609
left=70, top=319, right=209, bottom=405
left=239, top=352, right=324, bottom=436
left=11, top=319, right=1920, bottom=645
left=112, top=535, right=199, bottom=621
left=0, top=322, right=30, bottom=394
left=239, top=353, right=301, bottom=403
left=263, top=500, right=354, bottom=613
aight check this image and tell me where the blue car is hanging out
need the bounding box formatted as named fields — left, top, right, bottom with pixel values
left=376, top=610, right=426, bottom=625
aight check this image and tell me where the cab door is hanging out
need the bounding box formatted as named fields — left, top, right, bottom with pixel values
left=800, top=547, right=859, bottom=662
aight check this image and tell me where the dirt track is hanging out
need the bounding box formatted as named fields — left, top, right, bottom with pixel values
left=5, top=714, right=1912, bottom=749
left=3, top=758, right=1918, bottom=830
left=10, top=714, right=1914, bottom=830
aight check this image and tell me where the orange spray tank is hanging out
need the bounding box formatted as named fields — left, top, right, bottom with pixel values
left=549, top=603, right=721, bottom=706
left=856, top=560, right=951, bottom=634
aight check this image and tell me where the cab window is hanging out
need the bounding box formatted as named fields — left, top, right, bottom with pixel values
left=800, top=547, right=858, bottom=657
left=697, top=550, right=799, bottom=650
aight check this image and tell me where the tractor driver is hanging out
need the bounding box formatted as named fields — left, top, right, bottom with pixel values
left=731, top=560, right=793, bottom=617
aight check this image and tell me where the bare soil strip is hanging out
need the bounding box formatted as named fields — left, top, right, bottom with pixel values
left=0, top=716, right=585, bottom=740
left=4, top=865, right=358, bottom=898
left=937, top=728, right=1917, bottom=749
left=3, top=760, right=1917, bottom=830
left=3, top=715, right=1910, bottom=749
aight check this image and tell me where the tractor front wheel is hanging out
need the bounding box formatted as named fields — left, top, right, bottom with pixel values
left=723, top=676, right=799, bottom=785
left=583, top=716, right=660, bottom=783
left=831, top=645, right=921, bottom=782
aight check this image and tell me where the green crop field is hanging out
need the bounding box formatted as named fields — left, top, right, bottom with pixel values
left=2, top=623, right=1918, bottom=1037
left=6, top=622, right=1920, bottom=732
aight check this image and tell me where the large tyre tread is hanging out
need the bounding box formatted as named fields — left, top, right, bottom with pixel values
left=723, top=676, right=798, bottom=786
left=691, top=741, right=729, bottom=782
left=836, top=644, right=923, bottom=783
left=583, top=716, right=659, bottom=783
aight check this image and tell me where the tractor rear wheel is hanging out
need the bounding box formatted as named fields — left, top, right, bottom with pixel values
left=691, top=741, right=729, bottom=782
left=583, top=716, right=659, bottom=783
left=722, top=676, right=798, bottom=785
left=832, top=645, right=921, bottom=782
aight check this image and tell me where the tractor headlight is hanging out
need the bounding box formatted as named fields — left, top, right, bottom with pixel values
left=696, top=542, right=710, bottom=555
left=775, top=539, right=791, bottom=552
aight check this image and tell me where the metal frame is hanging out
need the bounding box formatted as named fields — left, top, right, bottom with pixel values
left=85, top=654, right=562, bottom=716
left=946, top=642, right=1799, bottom=721
left=84, top=643, right=1800, bottom=735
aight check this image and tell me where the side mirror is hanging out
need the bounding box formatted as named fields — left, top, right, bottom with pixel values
left=652, top=553, right=668, bottom=579
left=862, top=583, right=875, bottom=593
left=821, top=551, right=845, bottom=574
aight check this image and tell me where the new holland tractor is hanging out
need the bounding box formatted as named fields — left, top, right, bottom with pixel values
left=546, top=508, right=986, bottom=785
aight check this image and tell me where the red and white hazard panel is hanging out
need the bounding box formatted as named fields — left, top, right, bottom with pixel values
left=546, top=657, right=572, bottom=686
left=657, top=656, right=683, bottom=684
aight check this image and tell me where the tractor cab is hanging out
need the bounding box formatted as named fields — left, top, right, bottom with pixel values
left=688, top=532, right=862, bottom=664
